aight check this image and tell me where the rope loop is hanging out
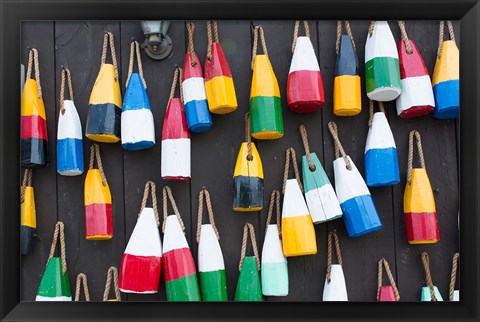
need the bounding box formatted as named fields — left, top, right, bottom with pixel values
left=438, top=21, right=456, bottom=56
left=139, top=181, right=160, bottom=227
left=47, top=221, right=67, bottom=275
left=20, top=169, right=33, bottom=203
left=265, top=189, right=281, bottom=237
left=88, top=144, right=108, bottom=186
left=449, top=253, right=460, bottom=301
left=251, top=25, right=268, bottom=70
left=421, top=252, right=437, bottom=301
left=186, top=21, right=197, bottom=67
left=282, top=147, right=303, bottom=194
left=103, top=266, right=121, bottom=301
left=368, top=100, right=385, bottom=127
left=59, top=67, right=74, bottom=114
left=397, top=21, right=413, bottom=54
left=245, top=113, right=253, bottom=161
left=407, top=130, right=426, bottom=185
left=335, top=21, right=356, bottom=55
left=168, top=67, right=184, bottom=104
left=100, top=32, right=119, bottom=81
left=74, top=273, right=90, bottom=302
left=126, top=40, right=147, bottom=89
left=239, top=223, right=260, bottom=271
left=206, top=20, right=219, bottom=61
left=377, top=258, right=400, bottom=301
left=326, top=230, right=343, bottom=283
left=292, top=20, right=310, bottom=53
left=299, top=124, right=316, bottom=172
left=26, top=48, right=42, bottom=98
left=162, top=186, right=186, bottom=234
left=328, top=122, right=352, bottom=171
left=196, top=188, right=220, bottom=243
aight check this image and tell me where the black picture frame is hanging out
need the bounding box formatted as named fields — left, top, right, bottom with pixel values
left=1, top=0, right=478, bottom=321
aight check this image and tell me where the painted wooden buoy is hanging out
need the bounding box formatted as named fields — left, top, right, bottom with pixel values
left=74, top=273, right=90, bottom=301
left=281, top=148, right=317, bottom=257
left=420, top=252, right=443, bottom=301
left=84, top=144, right=113, bottom=240
left=162, top=186, right=201, bottom=301
left=250, top=25, right=284, bottom=140
left=432, top=21, right=459, bottom=119
left=261, top=190, right=288, bottom=296
left=404, top=131, right=440, bottom=244
left=196, top=189, right=227, bottom=301
left=57, top=68, right=83, bottom=176
left=20, top=169, right=36, bottom=256
left=323, top=231, right=348, bottom=301
left=204, top=21, right=237, bottom=115
left=287, top=21, right=324, bottom=113
left=365, top=21, right=401, bottom=101
left=161, top=67, right=191, bottom=181
left=395, top=21, right=435, bottom=118
left=36, top=222, right=72, bottom=301
left=121, top=40, right=155, bottom=151
left=119, top=181, right=162, bottom=294
left=449, top=253, right=459, bottom=301
left=235, top=223, right=263, bottom=301
left=103, top=267, right=121, bottom=301
left=328, top=122, right=383, bottom=237
left=233, top=113, right=264, bottom=212
left=334, top=21, right=361, bottom=116
left=86, top=32, right=122, bottom=143
left=21, top=48, right=48, bottom=168
left=377, top=258, right=400, bottom=301
left=365, top=100, right=400, bottom=187
left=300, top=125, right=342, bottom=224
left=182, top=21, right=212, bottom=133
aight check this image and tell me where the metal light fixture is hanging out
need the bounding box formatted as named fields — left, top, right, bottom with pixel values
left=140, top=21, right=173, bottom=60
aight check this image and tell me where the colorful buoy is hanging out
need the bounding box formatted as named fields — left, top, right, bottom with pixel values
left=204, top=21, right=237, bottom=115
left=182, top=22, right=212, bottom=133
left=21, top=48, right=48, bottom=168
left=121, top=40, right=155, bottom=150
left=162, top=186, right=201, bottom=301
left=103, top=267, right=121, bottom=301
left=334, top=21, right=361, bottom=116
left=233, top=113, right=264, bottom=212
left=323, top=231, right=348, bottom=301
left=432, top=21, right=459, bottom=119
left=36, top=222, right=72, bottom=301
left=119, top=181, right=162, bottom=294
left=404, top=131, right=440, bottom=244
left=396, top=21, right=435, bottom=118
left=299, top=125, right=342, bottom=224
left=365, top=100, right=400, bottom=187
left=287, top=21, right=324, bottom=113
left=20, top=169, right=36, bottom=256
left=250, top=25, right=283, bottom=140
left=261, top=190, right=288, bottom=296
left=377, top=258, right=400, bottom=301
left=84, top=144, right=113, bottom=240
left=328, top=122, right=383, bottom=238
left=161, top=67, right=191, bottom=181
left=57, top=68, right=83, bottom=176
left=196, top=189, right=228, bottom=301
left=235, top=223, right=263, bottom=301
left=420, top=252, right=443, bottom=301
left=86, top=32, right=122, bottom=143
left=365, top=21, right=401, bottom=101
left=281, top=148, right=317, bottom=257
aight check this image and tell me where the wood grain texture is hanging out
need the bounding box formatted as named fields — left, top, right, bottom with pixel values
left=20, top=20, right=459, bottom=302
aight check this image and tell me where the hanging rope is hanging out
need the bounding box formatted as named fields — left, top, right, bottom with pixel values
left=162, top=186, right=185, bottom=234
left=103, top=266, right=121, bottom=301
left=368, top=100, right=386, bottom=127
left=239, top=222, right=260, bottom=271
left=282, top=147, right=303, bottom=194
left=20, top=169, right=33, bottom=203
left=126, top=40, right=147, bottom=89
left=245, top=113, right=253, bottom=161
left=59, top=68, right=74, bottom=115
left=265, top=189, right=281, bottom=237
left=449, top=253, right=460, bottom=301
left=74, top=273, right=90, bottom=302
left=88, top=144, right=108, bottom=186
left=377, top=258, right=400, bottom=301
left=206, top=20, right=220, bottom=61
left=328, top=121, right=352, bottom=171
left=196, top=188, right=220, bottom=243
left=47, top=221, right=67, bottom=275
left=299, top=124, right=316, bottom=172
left=397, top=21, right=413, bottom=54
left=168, top=67, right=184, bottom=105
left=138, top=181, right=160, bottom=227
left=335, top=21, right=356, bottom=55
left=421, top=252, right=437, bottom=301
left=368, top=21, right=375, bottom=37
left=438, top=21, right=456, bottom=56
left=100, top=32, right=119, bottom=81
left=407, top=130, right=426, bottom=185
left=326, top=230, right=343, bottom=283
left=186, top=21, right=197, bottom=67
left=251, top=25, right=268, bottom=70
left=292, top=20, right=310, bottom=53
left=26, top=48, right=42, bottom=98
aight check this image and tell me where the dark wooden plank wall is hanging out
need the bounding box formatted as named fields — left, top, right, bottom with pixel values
left=20, top=20, right=459, bottom=302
